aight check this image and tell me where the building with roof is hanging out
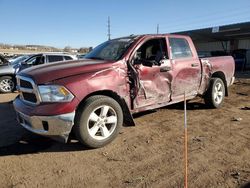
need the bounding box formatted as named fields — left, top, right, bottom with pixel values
left=174, top=21, right=250, bottom=70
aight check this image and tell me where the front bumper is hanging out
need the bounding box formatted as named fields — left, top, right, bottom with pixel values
left=16, top=109, right=75, bottom=143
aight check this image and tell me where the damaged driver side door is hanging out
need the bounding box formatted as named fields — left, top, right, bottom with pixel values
left=132, top=38, right=172, bottom=109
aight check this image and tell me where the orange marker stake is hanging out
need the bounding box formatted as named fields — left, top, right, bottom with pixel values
left=184, top=92, right=188, bottom=188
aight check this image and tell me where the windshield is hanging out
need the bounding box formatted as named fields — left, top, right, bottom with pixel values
left=11, top=55, right=30, bottom=65
left=85, top=37, right=135, bottom=61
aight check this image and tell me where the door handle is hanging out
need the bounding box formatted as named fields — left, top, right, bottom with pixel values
left=191, top=63, right=199, bottom=67
left=160, top=66, right=171, bottom=72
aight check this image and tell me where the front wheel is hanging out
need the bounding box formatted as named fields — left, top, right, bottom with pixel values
left=0, top=76, right=15, bottom=93
left=74, top=95, right=123, bottom=148
left=204, top=78, right=225, bottom=108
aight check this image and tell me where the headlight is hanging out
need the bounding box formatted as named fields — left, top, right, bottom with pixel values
left=38, top=85, right=74, bottom=102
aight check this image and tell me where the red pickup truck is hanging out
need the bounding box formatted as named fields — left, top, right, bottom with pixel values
left=14, top=34, right=235, bottom=148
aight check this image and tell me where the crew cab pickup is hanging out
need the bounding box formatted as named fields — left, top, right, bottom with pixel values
left=14, top=34, right=235, bottom=148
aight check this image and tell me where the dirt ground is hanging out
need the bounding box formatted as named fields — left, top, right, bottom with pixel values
left=0, top=77, right=249, bottom=188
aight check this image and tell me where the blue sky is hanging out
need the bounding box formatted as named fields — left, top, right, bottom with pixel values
left=0, top=0, right=250, bottom=48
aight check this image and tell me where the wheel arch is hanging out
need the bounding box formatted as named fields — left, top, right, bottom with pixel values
left=211, top=71, right=228, bottom=96
left=0, top=73, right=15, bottom=79
left=76, top=90, right=135, bottom=127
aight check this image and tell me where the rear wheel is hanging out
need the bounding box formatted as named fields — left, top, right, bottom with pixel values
left=0, top=76, right=15, bottom=93
left=74, top=95, right=123, bottom=148
left=204, top=78, right=225, bottom=108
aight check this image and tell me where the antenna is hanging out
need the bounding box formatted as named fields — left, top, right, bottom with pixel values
left=108, top=16, right=111, bottom=40
left=157, top=24, right=159, bottom=34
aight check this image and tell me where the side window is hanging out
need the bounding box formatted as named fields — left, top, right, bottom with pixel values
left=136, top=38, right=168, bottom=62
left=25, top=56, right=37, bottom=65
left=169, top=38, right=193, bottom=59
left=26, top=55, right=44, bottom=65
left=64, top=56, right=72, bottom=60
left=47, top=55, right=64, bottom=63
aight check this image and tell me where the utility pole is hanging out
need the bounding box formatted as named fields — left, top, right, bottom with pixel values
left=157, top=24, right=159, bottom=34
left=108, top=16, right=111, bottom=40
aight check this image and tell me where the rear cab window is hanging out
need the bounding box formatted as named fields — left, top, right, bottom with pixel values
left=47, top=55, right=64, bottom=63
left=169, top=37, right=193, bottom=59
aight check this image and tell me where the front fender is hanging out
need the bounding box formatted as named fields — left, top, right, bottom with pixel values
left=53, top=62, right=130, bottom=106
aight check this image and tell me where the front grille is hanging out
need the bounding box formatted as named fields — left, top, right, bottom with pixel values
left=17, top=76, right=39, bottom=105
left=20, top=79, right=33, bottom=88
left=22, top=93, right=37, bottom=103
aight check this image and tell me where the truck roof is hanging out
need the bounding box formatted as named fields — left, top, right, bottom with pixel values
left=112, top=34, right=191, bottom=41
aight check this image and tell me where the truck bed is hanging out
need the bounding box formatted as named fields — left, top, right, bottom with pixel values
left=200, top=56, right=235, bottom=87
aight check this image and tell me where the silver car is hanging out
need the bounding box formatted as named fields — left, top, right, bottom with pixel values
left=0, top=53, right=77, bottom=93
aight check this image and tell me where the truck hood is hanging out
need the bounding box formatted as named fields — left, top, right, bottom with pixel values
left=18, top=59, right=115, bottom=84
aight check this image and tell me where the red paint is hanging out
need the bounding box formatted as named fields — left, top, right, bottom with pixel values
left=14, top=34, right=235, bottom=119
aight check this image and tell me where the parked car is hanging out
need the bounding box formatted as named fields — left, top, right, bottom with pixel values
left=0, top=55, right=31, bottom=93
left=14, top=34, right=235, bottom=148
left=0, top=55, right=9, bottom=65
left=8, top=55, right=31, bottom=64
left=18, top=53, right=77, bottom=72
left=231, top=49, right=250, bottom=71
left=0, top=53, right=77, bottom=93
left=77, top=54, right=87, bottom=59
left=8, top=55, right=21, bottom=63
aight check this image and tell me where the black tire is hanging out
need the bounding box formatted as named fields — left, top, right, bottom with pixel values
left=204, top=78, right=225, bottom=108
left=74, top=95, right=123, bottom=148
left=0, top=76, right=15, bottom=93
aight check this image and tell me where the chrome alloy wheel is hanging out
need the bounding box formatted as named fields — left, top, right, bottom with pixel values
left=213, top=82, right=224, bottom=104
left=87, top=105, right=117, bottom=140
left=0, top=78, right=14, bottom=92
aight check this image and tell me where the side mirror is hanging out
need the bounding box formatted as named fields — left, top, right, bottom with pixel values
left=21, top=61, right=26, bottom=65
